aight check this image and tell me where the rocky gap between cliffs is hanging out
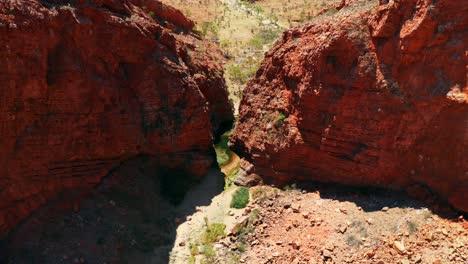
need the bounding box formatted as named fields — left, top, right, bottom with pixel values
left=2, top=0, right=467, bottom=263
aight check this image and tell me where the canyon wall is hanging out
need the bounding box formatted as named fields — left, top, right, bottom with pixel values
left=231, top=0, right=467, bottom=211
left=0, top=0, right=233, bottom=236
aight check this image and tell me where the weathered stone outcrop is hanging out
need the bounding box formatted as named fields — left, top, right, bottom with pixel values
left=231, top=0, right=467, bottom=211
left=0, top=0, right=233, bottom=236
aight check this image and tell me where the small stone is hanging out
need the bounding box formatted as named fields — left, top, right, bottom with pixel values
left=441, top=229, right=448, bottom=236
left=179, top=241, right=186, bottom=247
left=393, top=241, right=406, bottom=253
left=292, top=220, right=300, bottom=227
left=291, top=241, right=301, bottom=250
left=251, top=240, right=259, bottom=246
left=214, top=243, right=223, bottom=249
left=276, top=241, right=283, bottom=245
left=382, top=207, right=389, bottom=211
left=414, top=255, right=422, bottom=263
left=366, top=218, right=373, bottom=225
left=400, top=260, right=409, bottom=264
left=322, top=249, right=332, bottom=259
left=291, top=204, right=301, bottom=213
left=302, top=212, right=309, bottom=219
left=228, top=210, right=235, bottom=216
left=364, top=250, right=375, bottom=259
left=272, top=252, right=280, bottom=257
left=339, top=225, right=347, bottom=233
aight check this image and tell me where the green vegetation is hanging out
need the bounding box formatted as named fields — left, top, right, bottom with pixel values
left=249, top=28, right=281, bottom=50
left=250, top=187, right=278, bottom=202
left=200, top=244, right=216, bottom=263
left=283, top=183, right=298, bottom=191
left=234, top=209, right=260, bottom=244
left=201, top=223, right=227, bottom=244
left=407, top=220, right=418, bottom=234
left=231, top=187, right=250, bottom=209
left=346, top=234, right=362, bottom=246
left=215, top=132, right=232, bottom=167
left=225, top=27, right=280, bottom=86
left=147, top=11, right=156, bottom=19
left=240, top=0, right=264, bottom=14
left=274, top=112, right=287, bottom=126
left=225, top=167, right=239, bottom=190
left=226, top=58, right=259, bottom=85
left=198, top=21, right=219, bottom=39
left=188, top=221, right=226, bottom=264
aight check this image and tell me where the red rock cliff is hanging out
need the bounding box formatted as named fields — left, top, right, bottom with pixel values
left=0, top=0, right=233, bottom=236
left=231, top=0, right=467, bottom=211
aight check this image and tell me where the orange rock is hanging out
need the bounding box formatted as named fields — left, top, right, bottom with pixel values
left=0, top=0, right=233, bottom=236
left=231, top=0, right=467, bottom=212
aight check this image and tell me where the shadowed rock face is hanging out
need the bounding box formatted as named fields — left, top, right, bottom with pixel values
left=231, top=0, right=467, bottom=211
left=0, top=0, right=233, bottom=236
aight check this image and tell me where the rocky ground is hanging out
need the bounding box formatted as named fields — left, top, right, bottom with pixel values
left=213, top=186, right=467, bottom=264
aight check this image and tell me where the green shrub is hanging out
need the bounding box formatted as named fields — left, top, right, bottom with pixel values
left=225, top=167, right=239, bottom=190
left=226, top=58, right=259, bottom=85
left=215, top=132, right=232, bottom=167
left=249, top=28, right=281, bottom=50
left=231, top=187, right=250, bottom=209
left=275, top=112, right=286, bottom=126
left=201, top=244, right=216, bottom=256
left=201, top=223, right=226, bottom=244
left=199, top=21, right=219, bottom=39
left=147, top=11, right=156, bottom=19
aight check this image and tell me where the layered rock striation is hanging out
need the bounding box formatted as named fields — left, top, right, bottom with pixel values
left=231, top=0, right=467, bottom=211
left=0, top=0, right=233, bottom=236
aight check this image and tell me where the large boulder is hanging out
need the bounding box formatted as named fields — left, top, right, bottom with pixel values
left=0, top=0, right=233, bottom=236
left=231, top=0, right=467, bottom=211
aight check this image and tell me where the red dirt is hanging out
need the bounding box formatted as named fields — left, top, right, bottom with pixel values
left=219, top=186, right=467, bottom=264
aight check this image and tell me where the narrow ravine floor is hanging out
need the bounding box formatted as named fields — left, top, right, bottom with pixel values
left=4, top=158, right=228, bottom=264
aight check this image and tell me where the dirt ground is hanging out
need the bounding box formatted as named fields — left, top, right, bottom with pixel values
left=253, top=0, right=343, bottom=27
left=214, top=186, right=467, bottom=264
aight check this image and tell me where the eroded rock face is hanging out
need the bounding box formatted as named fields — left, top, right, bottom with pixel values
left=0, top=0, right=233, bottom=236
left=231, top=0, right=467, bottom=211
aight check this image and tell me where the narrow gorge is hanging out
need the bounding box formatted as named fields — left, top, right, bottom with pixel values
left=0, top=0, right=466, bottom=263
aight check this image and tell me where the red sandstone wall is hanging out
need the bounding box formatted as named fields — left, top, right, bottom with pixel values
left=231, top=0, right=467, bottom=211
left=0, top=0, right=233, bottom=236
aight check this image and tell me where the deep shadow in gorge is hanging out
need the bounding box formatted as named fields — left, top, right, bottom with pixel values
left=2, top=156, right=225, bottom=264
